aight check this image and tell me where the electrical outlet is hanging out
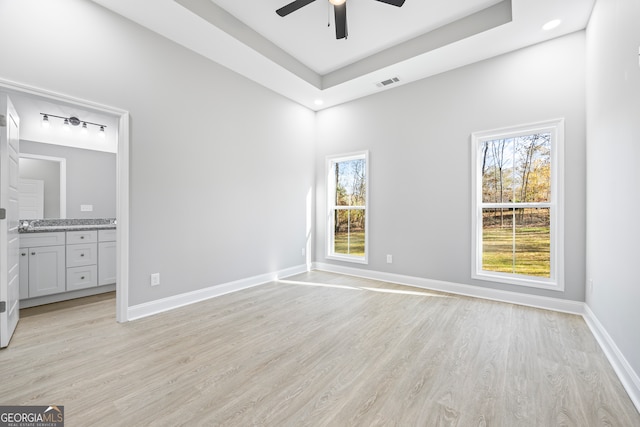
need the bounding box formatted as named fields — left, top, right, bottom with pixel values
left=386, top=254, right=393, bottom=264
left=588, top=279, right=593, bottom=294
left=301, top=247, right=306, bottom=257
left=151, top=273, right=160, bottom=286
left=80, top=204, right=93, bottom=212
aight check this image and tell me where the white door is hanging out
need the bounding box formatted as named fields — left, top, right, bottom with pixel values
left=19, top=178, right=44, bottom=219
left=0, top=94, right=20, bottom=348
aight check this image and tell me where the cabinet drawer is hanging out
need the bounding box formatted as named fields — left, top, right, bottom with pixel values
left=20, top=232, right=65, bottom=248
left=67, top=265, right=97, bottom=291
left=67, top=230, right=97, bottom=244
left=66, top=243, right=97, bottom=267
left=98, top=229, right=116, bottom=242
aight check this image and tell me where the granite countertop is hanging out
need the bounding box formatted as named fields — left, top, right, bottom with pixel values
left=19, top=218, right=117, bottom=233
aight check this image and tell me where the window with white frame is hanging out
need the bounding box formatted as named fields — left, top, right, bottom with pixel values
left=327, top=151, right=368, bottom=264
left=471, top=119, right=564, bottom=290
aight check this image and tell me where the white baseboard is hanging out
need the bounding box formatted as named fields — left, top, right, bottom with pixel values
left=312, top=262, right=584, bottom=315
left=583, top=305, right=640, bottom=412
left=127, top=264, right=308, bottom=321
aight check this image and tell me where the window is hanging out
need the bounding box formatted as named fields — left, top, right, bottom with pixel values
left=327, top=151, right=368, bottom=264
left=471, top=120, right=564, bottom=290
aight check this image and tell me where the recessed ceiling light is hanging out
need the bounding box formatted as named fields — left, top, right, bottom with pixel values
left=542, top=19, right=562, bottom=31
left=314, top=99, right=324, bottom=106
left=329, top=0, right=346, bottom=5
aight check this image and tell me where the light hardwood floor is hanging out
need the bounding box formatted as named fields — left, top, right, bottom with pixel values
left=1, top=271, right=638, bottom=426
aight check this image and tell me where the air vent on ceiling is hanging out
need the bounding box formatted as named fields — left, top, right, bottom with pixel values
left=376, top=77, right=400, bottom=88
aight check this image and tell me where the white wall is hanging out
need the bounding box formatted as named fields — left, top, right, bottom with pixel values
left=586, top=0, right=640, bottom=387
left=316, top=32, right=587, bottom=301
left=0, top=0, right=315, bottom=305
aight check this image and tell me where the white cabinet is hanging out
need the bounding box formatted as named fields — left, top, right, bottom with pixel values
left=67, top=265, right=98, bottom=291
left=98, top=230, right=116, bottom=286
left=66, top=242, right=98, bottom=267
left=66, top=230, right=97, bottom=290
left=20, top=228, right=116, bottom=302
left=19, top=232, right=66, bottom=299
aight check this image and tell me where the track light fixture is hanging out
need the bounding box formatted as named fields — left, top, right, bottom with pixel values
left=40, top=113, right=107, bottom=136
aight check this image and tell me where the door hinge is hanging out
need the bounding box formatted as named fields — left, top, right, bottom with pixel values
left=0, top=301, right=6, bottom=314
left=0, top=208, right=5, bottom=220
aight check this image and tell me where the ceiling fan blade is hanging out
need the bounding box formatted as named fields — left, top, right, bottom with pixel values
left=276, top=0, right=316, bottom=17
left=334, top=3, right=347, bottom=39
left=374, top=0, right=405, bottom=6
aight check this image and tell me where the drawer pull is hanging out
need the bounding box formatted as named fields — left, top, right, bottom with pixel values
left=21, top=253, right=26, bottom=256
left=31, top=252, right=35, bottom=256
left=80, top=253, right=85, bottom=257
left=80, top=236, right=85, bottom=239
left=81, top=276, right=85, bottom=280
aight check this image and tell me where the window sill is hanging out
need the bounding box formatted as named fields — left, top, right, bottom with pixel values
left=326, top=254, right=368, bottom=265
left=472, top=271, right=563, bottom=292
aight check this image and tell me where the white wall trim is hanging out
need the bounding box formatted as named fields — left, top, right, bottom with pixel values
left=583, top=304, right=640, bottom=412
left=0, top=77, right=130, bottom=324
left=127, top=264, right=308, bottom=321
left=313, top=262, right=583, bottom=314
left=115, top=113, right=129, bottom=323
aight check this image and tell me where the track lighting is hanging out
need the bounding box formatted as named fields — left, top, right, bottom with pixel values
left=40, top=113, right=107, bottom=136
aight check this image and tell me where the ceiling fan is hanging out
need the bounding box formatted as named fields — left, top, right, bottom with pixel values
left=276, top=0, right=406, bottom=40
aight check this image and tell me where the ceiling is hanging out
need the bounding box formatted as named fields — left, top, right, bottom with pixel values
left=211, top=0, right=504, bottom=75
left=90, top=0, right=595, bottom=111
left=4, top=89, right=119, bottom=154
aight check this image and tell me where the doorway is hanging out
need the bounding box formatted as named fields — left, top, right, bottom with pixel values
left=0, top=78, right=129, bottom=324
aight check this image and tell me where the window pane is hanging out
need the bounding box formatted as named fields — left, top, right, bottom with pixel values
left=481, top=139, right=514, bottom=203
left=514, top=208, right=550, bottom=277
left=334, top=209, right=365, bottom=256
left=513, top=133, right=551, bottom=202
left=482, top=208, right=550, bottom=277
left=335, top=159, right=366, bottom=206
left=482, top=208, right=515, bottom=273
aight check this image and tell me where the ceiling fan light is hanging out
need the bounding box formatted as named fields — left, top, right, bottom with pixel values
left=329, top=0, right=346, bottom=5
